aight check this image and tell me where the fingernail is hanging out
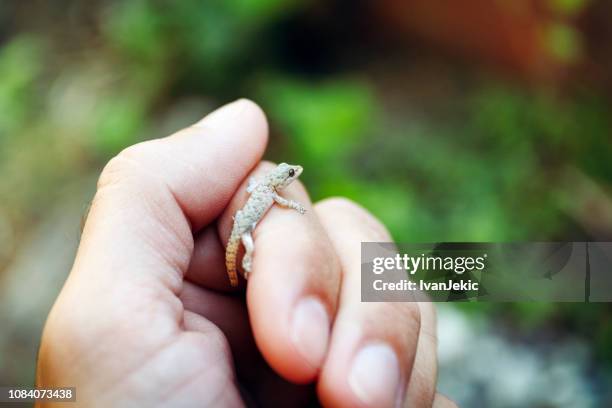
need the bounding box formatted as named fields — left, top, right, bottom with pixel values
left=194, top=99, right=249, bottom=128
left=291, top=297, right=330, bottom=370
left=349, top=343, right=400, bottom=407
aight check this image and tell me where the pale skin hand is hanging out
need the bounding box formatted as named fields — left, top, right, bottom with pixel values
left=36, top=100, right=457, bottom=408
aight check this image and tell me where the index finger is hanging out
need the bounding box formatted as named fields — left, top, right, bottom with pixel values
left=217, top=162, right=342, bottom=384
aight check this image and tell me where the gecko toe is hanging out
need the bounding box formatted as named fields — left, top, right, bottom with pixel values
left=242, top=255, right=252, bottom=272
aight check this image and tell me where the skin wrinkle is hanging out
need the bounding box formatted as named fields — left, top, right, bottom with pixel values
left=97, top=154, right=193, bottom=253
left=154, top=331, right=236, bottom=406
left=302, top=244, right=338, bottom=306
left=408, top=360, right=437, bottom=407
left=117, top=154, right=194, bottom=251
left=136, top=227, right=188, bottom=295
left=418, top=325, right=438, bottom=346
left=162, top=362, right=238, bottom=408
left=100, top=335, right=181, bottom=400
left=50, top=274, right=184, bottom=393
left=119, top=279, right=185, bottom=323
left=113, top=332, right=178, bottom=387
left=81, top=302, right=182, bottom=395
left=95, top=157, right=193, bottom=294
left=405, top=303, right=438, bottom=406
left=127, top=224, right=187, bottom=294
left=417, top=303, right=438, bottom=342
left=44, top=319, right=172, bottom=402
left=145, top=136, right=217, bottom=228
left=109, top=329, right=226, bottom=399
left=142, top=179, right=194, bottom=254
left=361, top=303, right=421, bottom=353
left=341, top=304, right=420, bottom=353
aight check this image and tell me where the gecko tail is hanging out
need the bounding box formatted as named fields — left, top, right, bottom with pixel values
left=225, top=226, right=241, bottom=287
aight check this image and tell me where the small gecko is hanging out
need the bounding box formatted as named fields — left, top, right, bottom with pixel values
left=225, top=163, right=306, bottom=286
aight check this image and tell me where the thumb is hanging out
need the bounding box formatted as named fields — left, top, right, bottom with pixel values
left=67, top=99, right=267, bottom=314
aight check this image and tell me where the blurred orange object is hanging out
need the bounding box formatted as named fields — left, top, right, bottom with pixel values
left=373, top=0, right=588, bottom=81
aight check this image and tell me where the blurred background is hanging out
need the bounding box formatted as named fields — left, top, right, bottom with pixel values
left=0, top=0, right=611, bottom=406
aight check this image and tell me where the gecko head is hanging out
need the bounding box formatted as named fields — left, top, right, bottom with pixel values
left=271, top=162, right=303, bottom=189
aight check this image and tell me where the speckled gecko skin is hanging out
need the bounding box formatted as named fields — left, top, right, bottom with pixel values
left=225, top=163, right=305, bottom=286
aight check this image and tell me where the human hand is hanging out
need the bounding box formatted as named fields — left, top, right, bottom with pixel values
left=36, top=100, right=456, bottom=407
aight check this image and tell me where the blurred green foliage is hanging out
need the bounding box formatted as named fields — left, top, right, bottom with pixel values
left=259, top=77, right=375, bottom=173
left=0, top=36, right=44, bottom=137
left=545, top=22, right=583, bottom=63
left=549, top=0, right=590, bottom=15
left=0, top=0, right=611, bottom=373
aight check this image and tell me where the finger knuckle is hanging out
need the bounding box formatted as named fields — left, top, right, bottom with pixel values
left=319, top=197, right=392, bottom=241
left=435, top=394, right=459, bottom=408
left=97, top=141, right=157, bottom=191
left=309, top=240, right=342, bottom=295
left=369, top=301, right=421, bottom=332
left=183, top=327, right=231, bottom=361
left=319, top=196, right=359, bottom=212
left=292, top=232, right=336, bottom=272
left=419, top=301, right=437, bottom=324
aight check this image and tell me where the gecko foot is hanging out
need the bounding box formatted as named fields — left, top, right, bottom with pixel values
left=242, top=254, right=252, bottom=274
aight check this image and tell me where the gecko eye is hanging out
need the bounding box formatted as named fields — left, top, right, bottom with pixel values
left=288, top=168, right=295, bottom=177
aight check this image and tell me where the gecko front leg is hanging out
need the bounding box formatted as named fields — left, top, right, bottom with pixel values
left=273, top=193, right=306, bottom=214
left=241, top=231, right=254, bottom=279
